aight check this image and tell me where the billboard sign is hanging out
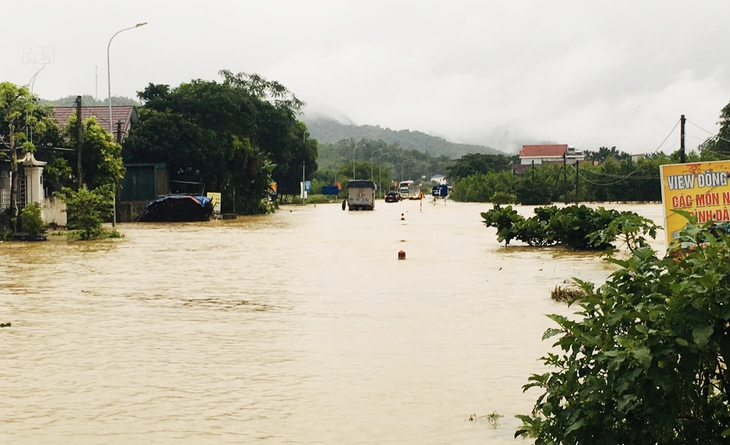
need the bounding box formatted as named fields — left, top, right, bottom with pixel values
left=206, top=192, right=222, bottom=214
left=660, top=160, right=730, bottom=245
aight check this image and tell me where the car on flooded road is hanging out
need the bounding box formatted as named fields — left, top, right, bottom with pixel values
left=385, top=191, right=401, bottom=202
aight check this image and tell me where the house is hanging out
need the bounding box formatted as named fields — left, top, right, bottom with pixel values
left=52, top=105, right=138, bottom=142
left=515, top=144, right=584, bottom=174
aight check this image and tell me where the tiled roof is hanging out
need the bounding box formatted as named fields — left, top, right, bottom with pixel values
left=519, top=144, right=568, bottom=158
left=52, top=105, right=137, bottom=137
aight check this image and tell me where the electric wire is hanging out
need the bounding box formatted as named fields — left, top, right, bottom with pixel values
left=649, top=118, right=680, bottom=155
left=688, top=119, right=730, bottom=144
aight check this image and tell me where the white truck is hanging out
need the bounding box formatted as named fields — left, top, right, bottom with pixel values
left=347, top=180, right=376, bottom=211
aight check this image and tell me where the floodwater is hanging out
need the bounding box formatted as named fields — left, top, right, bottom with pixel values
left=0, top=200, right=664, bottom=444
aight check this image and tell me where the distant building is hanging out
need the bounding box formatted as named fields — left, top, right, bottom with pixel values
left=515, top=144, right=584, bottom=174
left=430, top=174, right=447, bottom=184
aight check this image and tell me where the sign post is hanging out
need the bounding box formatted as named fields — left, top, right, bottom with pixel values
left=660, top=160, right=730, bottom=245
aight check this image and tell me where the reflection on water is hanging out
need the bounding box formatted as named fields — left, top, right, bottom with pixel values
left=0, top=201, right=665, bottom=444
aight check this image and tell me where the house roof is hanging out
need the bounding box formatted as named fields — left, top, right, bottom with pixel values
left=52, top=105, right=138, bottom=136
left=519, top=144, right=568, bottom=158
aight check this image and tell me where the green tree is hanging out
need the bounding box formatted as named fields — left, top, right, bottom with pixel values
left=65, top=115, right=125, bottom=190
left=124, top=71, right=315, bottom=214
left=700, top=101, right=730, bottom=160
left=517, top=221, right=730, bottom=443
left=515, top=164, right=558, bottom=205
left=583, top=146, right=630, bottom=163
left=0, top=82, right=54, bottom=232
left=446, top=153, right=517, bottom=181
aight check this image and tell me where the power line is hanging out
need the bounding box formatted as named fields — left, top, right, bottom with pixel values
left=687, top=119, right=730, bottom=144
left=649, top=118, right=681, bottom=155
left=567, top=163, right=645, bottom=186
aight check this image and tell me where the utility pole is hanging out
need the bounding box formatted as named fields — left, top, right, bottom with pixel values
left=301, top=161, right=306, bottom=201
left=563, top=152, right=567, bottom=204
left=575, top=160, right=579, bottom=203
left=680, top=114, right=686, bottom=163
left=76, top=96, right=83, bottom=189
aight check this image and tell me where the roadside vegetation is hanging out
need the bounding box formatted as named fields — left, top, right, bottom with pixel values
left=517, top=219, right=730, bottom=443
left=481, top=204, right=660, bottom=251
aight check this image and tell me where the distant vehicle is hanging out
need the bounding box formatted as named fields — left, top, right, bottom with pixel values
left=385, top=191, right=401, bottom=202
left=347, top=180, right=376, bottom=211
left=398, top=180, right=417, bottom=199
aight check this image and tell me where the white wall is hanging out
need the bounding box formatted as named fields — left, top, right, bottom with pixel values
left=43, top=197, right=67, bottom=226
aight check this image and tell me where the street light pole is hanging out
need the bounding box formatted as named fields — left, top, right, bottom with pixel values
left=352, top=143, right=359, bottom=180
left=370, top=149, right=382, bottom=181
left=107, top=21, right=147, bottom=227
left=377, top=151, right=385, bottom=198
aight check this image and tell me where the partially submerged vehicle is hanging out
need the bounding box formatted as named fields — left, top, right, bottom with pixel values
left=135, top=195, right=214, bottom=222
left=347, top=180, right=376, bottom=211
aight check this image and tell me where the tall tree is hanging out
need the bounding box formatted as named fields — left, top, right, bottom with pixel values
left=124, top=72, right=315, bottom=213
left=446, top=153, right=517, bottom=181
left=0, top=82, right=53, bottom=232
left=64, top=115, right=125, bottom=190
left=700, top=101, right=730, bottom=160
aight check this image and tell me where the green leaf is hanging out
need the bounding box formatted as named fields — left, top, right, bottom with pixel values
left=542, top=328, right=563, bottom=340
left=692, top=324, right=714, bottom=348
left=631, top=347, right=652, bottom=368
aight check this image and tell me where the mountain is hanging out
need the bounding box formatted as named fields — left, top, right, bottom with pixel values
left=302, top=115, right=504, bottom=159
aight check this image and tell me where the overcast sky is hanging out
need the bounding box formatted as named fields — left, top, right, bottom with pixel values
left=3, top=0, right=729, bottom=154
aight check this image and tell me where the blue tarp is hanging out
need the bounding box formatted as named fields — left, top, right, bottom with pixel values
left=144, top=195, right=212, bottom=208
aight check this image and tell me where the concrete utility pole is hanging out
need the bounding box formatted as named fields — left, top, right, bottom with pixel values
left=680, top=114, right=686, bottom=163
left=563, top=152, right=567, bottom=204
left=575, top=160, right=579, bottom=203
left=76, top=96, right=83, bottom=189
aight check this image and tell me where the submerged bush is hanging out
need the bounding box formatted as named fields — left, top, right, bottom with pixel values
left=481, top=204, right=659, bottom=250
left=490, top=191, right=516, bottom=204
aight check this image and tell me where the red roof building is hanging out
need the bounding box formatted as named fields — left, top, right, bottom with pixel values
left=52, top=105, right=138, bottom=142
left=518, top=144, right=583, bottom=166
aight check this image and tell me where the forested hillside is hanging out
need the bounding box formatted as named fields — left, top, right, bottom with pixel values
left=302, top=115, right=503, bottom=159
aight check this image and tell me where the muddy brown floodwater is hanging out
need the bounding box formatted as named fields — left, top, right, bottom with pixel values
left=0, top=200, right=665, bottom=444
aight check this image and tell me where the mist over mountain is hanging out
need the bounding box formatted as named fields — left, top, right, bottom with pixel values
left=301, top=112, right=505, bottom=159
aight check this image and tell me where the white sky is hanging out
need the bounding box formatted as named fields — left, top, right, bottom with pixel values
left=3, top=0, right=729, bottom=154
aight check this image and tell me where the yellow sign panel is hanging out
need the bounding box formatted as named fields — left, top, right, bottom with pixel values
left=206, top=192, right=222, bottom=214
left=660, top=161, right=730, bottom=245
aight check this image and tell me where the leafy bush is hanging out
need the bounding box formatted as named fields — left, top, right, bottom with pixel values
left=480, top=205, right=524, bottom=245
left=517, top=221, right=730, bottom=443
left=19, top=202, right=45, bottom=235
left=481, top=204, right=659, bottom=250
left=490, top=191, right=516, bottom=204
left=547, top=205, right=619, bottom=250
left=56, top=185, right=113, bottom=240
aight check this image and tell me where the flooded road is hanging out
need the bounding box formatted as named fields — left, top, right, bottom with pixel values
left=0, top=200, right=664, bottom=444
